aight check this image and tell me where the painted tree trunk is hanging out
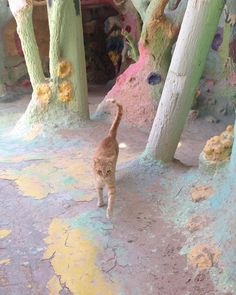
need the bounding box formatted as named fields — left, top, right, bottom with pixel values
left=59, top=0, right=89, bottom=119
left=48, top=0, right=65, bottom=80
left=145, top=0, right=225, bottom=162
left=0, top=33, right=6, bottom=97
left=14, top=5, right=45, bottom=88
left=188, top=0, right=236, bottom=120
left=8, top=0, right=89, bottom=135
left=0, top=1, right=12, bottom=97
left=197, top=11, right=236, bottom=120
left=94, top=0, right=187, bottom=129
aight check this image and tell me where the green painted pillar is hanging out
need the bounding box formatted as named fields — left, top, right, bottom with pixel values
left=14, top=6, right=45, bottom=89
left=0, top=0, right=12, bottom=97
left=0, top=32, right=6, bottom=97
left=58, top=0, right=89, bottom=119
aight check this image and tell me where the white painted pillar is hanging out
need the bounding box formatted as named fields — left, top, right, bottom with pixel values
left=145, top=0, right=225, bottom=162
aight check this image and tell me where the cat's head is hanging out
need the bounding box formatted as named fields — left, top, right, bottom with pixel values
left=93, top=157, right=114, bottom=178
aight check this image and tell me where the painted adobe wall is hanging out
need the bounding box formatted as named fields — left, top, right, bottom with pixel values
left=3, top=5, right=49, bottom=85
left=3, top=6, right=49, bottom=58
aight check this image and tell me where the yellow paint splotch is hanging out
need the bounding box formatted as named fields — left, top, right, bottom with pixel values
left=0, top=156, right=94, bottom=200
left=0, top=161, right=74, bottom=200
left=0, top=259, right=10, bottom=266
left=0, top=165, right=55, bottom=200
left=44, top=219, right=118, bottom=295
left=0, top=230, right=11, bottom=239
left=52, top=157, right=91, bottom=188
left=16, top=175, right=53, bottom=200
left=47, top=275, right=62, bottom=295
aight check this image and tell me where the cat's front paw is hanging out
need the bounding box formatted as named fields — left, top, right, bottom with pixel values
left=97, top=201, right=105, bottom=207
left=106, top=209, right=113, bottom=219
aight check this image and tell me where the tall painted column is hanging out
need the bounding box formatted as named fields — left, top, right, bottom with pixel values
left=145, top=0, right=225, bottom=162
left=0, top=0, right=12, bottom=97
left=12, top=2, right=45, bottom=88
left=0, top=32, right=6, bottom=97
left=58, top=0, right=89, bottom=119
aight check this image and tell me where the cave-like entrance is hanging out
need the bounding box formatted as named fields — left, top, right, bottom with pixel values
left=82, top=4, right=123, bottom=84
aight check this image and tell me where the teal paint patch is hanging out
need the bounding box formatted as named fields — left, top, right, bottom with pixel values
left=159, top=157, right=236, bottom=293
left=115, top=247, right=130, bottom=267
left=207, top=169, right=236, bottom=291
left=63, top=177, right=77, bottom=185
left=68, top=210, right=113, bottom=238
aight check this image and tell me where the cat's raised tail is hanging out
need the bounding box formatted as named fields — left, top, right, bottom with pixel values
left=107, top=99, right=123, bottom=138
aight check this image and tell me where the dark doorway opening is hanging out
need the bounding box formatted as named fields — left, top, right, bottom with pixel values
left=82, top=5, right=123, bottom=84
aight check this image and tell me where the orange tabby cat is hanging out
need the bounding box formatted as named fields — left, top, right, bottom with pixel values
left=93, top=99, right=123, bottom=219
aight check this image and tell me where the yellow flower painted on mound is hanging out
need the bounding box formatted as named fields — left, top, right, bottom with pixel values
left=57, top=60, right=72, bottom=78
left=202, top=125, right=234, bottom=162
left=188, top=244, right=220, bottom=270
left=58, top=80, right=73, bottom=102
left=36, top=83, right=52, bottom=105
left=44, top=219, right=119, bottom=295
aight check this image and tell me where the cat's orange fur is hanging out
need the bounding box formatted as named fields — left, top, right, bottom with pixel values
left=93, top=99, right=123, bottom=219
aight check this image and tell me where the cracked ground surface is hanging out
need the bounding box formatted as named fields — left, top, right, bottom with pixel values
left=0, top=89, right=234, bottom=295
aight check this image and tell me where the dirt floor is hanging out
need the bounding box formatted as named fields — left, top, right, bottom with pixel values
left=0, top=86, right=234, bottom=295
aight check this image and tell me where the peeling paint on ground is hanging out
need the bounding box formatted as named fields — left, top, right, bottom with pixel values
left=44, top=218, right=119, bottom=295
left=47, top=275, right=62, bottom=295
left=0, top=157, right=93, bottom=200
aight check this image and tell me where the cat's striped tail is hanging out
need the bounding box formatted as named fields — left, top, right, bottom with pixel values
left=107, top=99, right=123, bottom=138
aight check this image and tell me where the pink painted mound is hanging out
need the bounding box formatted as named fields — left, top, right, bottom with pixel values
left=94, top=45, right=158, bottom=129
